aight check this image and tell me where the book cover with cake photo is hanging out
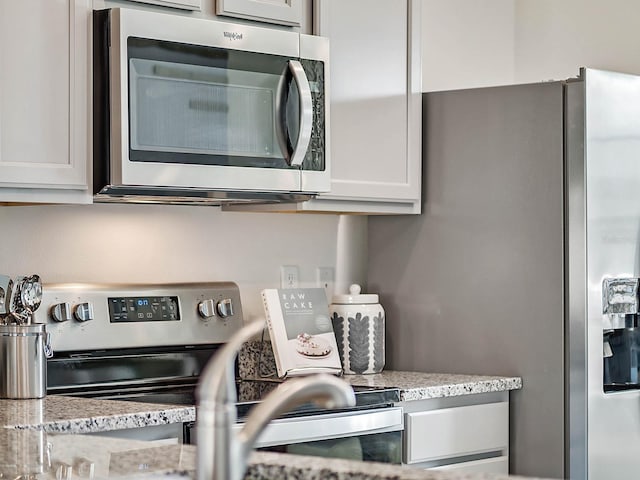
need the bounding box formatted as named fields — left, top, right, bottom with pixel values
left=261, top=288, right=342, bottom=378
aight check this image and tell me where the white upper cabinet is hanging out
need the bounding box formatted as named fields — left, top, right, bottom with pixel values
left=216, top=0, right=303, bottom=26
left=121, top=0, right=202, bottom=10
left=301, top=0, right=422, bottom=214
left=0, top=0, right=91, bottom=204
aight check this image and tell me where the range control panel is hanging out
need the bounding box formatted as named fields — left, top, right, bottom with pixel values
left=33, top=282, right=244, bottom=353
left=108, top=296, right=180, bottom=322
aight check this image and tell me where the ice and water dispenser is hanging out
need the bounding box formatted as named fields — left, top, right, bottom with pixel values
left=603, top=278, right=640, bottom=391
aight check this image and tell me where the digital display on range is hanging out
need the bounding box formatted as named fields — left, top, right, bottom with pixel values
left=108, top=296, right=180, bottom=322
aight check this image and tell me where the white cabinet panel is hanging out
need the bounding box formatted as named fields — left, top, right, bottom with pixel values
left=319, top=2, right=408, bottom=184
left=216, top=0, right=302, bottom=26
left=303, top=0, right=422, bottom=214
left=0, top=0, right=91, bottom=203
left=122, top=0, right=201, bottom=10
left=225, top=0, right=421, bottom=214
left=428, top=455, right=509, bottom=474
left=405, top=401, right=509, bottom=464
left=309, top=0, right=422, bottom=213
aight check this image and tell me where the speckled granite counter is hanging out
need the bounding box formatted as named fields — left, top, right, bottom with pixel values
left=238, top=340, right=522, bottom=402
left=0, top=371, right=520, bottom=435
left=18, top=434, right=551, bottom=480
left=0, top=346, right=523, bottom=479
left=0, top=386, right=531, bottom=480
left=342, top=371, right=522, bottom=401
left=0, top=395, right=194, bottom=433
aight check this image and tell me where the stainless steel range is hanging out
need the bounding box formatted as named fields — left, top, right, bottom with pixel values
left=36, top=282, right=242, bottom=405
left=35, top=282, right=403, bottom=463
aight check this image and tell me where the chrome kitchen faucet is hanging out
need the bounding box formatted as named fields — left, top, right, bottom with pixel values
left=195, top=319, right=355, bottom=480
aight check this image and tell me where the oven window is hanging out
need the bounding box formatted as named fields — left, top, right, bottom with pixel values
left=47, top=347, right=216, bottom=392
left=258, top=431, right=402, bottom=464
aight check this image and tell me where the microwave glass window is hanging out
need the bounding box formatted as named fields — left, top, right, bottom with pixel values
left=130, top=59, right=276, bottom=158
left=126, top=37, right=325, bottom=172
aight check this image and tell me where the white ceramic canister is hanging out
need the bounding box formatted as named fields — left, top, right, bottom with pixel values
left=330, top=284, right=385, bottom=374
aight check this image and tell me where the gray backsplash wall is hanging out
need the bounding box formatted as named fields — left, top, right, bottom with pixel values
left=0, top=204, right=367, bottom=320
left=366, top=87, right=565, bottom=478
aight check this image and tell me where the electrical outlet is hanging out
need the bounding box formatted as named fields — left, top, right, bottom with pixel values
left=316, top=266, right=335, bottom=300
left=280, top=265, right=299, bottom=288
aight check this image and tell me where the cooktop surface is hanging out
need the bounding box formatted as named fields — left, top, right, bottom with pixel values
left=235, top=379, right=400, bottom=420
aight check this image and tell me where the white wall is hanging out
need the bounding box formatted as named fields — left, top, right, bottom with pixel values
left=0, top=204, right=364, bottom=320
left=421, top=0, right=516, bottom=92
left=422, top=0, right=640, bottom=92
left=514, top=0, right=640, bottom=82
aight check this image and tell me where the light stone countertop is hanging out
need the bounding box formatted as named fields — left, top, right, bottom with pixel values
left=341, top=371, right=523, bottom=401
left=0, top=371, right=521, bottom=435
left=238, top=341, right=523, bottom=401
left=0, top=396, right=194, bottom=434
left=0, top=358, right=524, bottom=480
left=0, top=375, right=530, bottom=480
left=32, top=434, right=551, bottom=480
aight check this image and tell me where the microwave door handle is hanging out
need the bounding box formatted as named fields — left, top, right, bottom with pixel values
left=274, top=71, right=290, bottom=163
left=287, top=60, right=313, bottom=167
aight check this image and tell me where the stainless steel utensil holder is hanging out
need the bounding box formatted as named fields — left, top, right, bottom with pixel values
left=0, top=324, right=52, bottom=399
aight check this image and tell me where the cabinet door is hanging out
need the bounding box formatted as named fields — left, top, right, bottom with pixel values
left=0, top=0, right=91, bottom=203
left=216, top=0, right=302, bottom=26
left=121, top=0, right=201, bottom=10
left=308, top=0, right=422, bottom=214
left=405, top=402, right=509, bottom=465
left=428, top=456, right=509, bottom=474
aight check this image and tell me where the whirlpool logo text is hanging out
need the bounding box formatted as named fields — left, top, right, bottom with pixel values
left=223, top=31, right=243, bottom=41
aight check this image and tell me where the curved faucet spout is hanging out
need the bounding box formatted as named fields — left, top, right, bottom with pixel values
left=195, top=319, right=355, bottom=480
left=196, top=319, right=265, bottom=480
left=238, top=374, right=356, bottom=457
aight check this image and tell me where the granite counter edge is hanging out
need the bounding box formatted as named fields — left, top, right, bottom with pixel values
left=398, top=377, right=523, bottom=402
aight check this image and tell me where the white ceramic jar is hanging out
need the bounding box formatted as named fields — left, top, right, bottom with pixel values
left=330, top=284, right=385, bottom=375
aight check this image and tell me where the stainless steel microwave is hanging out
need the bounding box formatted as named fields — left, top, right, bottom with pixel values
left=93, top=8, right=329, bottom=205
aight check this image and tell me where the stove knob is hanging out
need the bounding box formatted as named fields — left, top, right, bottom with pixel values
left=198, top=299, right=216, bottom=319
left=74, top=302, right=94, bottom=322
left=217, top=298, right=234, bottom=318
left=51, top=302, right=72, bottom=322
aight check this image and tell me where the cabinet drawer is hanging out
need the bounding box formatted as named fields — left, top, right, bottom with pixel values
left=405, top=401, right=508, bottom=464
left=428, top=455, right=509, bottom=474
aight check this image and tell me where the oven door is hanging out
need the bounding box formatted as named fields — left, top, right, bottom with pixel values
left=189, top=406, right=403, bottom=464
left=95, top=7, right=329, bottom=197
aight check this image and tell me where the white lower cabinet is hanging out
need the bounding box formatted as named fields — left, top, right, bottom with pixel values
left=401, top=392, right=510, bottom=474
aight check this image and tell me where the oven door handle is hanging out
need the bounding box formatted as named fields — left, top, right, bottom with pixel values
left=234, top=407, right=403, bottom=449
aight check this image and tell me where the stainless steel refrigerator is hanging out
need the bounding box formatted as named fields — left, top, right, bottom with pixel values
left=368, top=68, right=640, bottom=480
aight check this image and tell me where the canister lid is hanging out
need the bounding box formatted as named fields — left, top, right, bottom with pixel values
left=332, top=284, right=379, bottom=304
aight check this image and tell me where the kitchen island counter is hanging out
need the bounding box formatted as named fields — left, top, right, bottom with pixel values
left=25, top=434, right=550, bottom=480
